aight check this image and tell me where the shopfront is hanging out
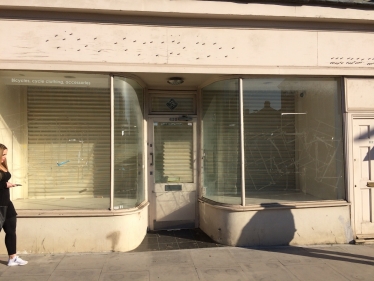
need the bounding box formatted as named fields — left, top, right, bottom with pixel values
left=1, top=0, right=374, bottom=253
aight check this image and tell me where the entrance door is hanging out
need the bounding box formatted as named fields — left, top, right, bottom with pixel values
left=353, top=118, right=374, bottom=238
left=148, top=117, right=197, bottom=230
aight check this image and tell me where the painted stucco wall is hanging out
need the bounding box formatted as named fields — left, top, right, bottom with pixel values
left=0, top=18, right=374, bottom=75
left=199, top=202, right=353, bottom=246
left=345, top=79, right=374, bottom=112
left=0, top=206, right=148, bottom=254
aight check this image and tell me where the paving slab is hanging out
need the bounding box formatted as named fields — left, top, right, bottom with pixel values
left=190, top=248, right=238, bottom=268
left=1, top=263, right=58, bottom=277
left=285, top=263, right=349, bottom=281
left=0, top=275, right=50, bottom=281
left=263, top=247, right=325, bottom=265
left=0, top=244, right=373, bottom=281
left=150, top=250, right=194, bottom=266
left=99, top=270, right=150, bottom=281
left=303, top=245, right=374, bottom=266
left=56, top=253, right=109, bottom=270
left=326, top=259, right=374, bottom=281
left=103, top=252, right=151, bottom=273
left=149, top=265, right=199, bottom=281
left=239, top=261, right=299, bottom=281
left=196, top=266, right=252, bottom=281
left=228, top=247, right=290, bottom=263
left=49, top=269, right=102, bottom=281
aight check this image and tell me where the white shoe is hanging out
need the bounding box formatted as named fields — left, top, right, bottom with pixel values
left=7, top=256, right=28, bottom=266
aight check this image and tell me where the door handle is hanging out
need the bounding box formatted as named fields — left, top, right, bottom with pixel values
left=150, top=153, right=153, bottom=166
left=367, top=182, right=374, bottom=187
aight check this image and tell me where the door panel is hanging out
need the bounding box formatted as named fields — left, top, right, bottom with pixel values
left=353, top=119, right=374, bottom=237
left=148, top=117, right=197, bottom=230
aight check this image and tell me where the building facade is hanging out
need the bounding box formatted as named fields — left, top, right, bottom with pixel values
left=1, top=0, right=374, bottom=253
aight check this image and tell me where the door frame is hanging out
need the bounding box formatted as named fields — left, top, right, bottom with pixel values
left=348, top=113, right=374, bottom=238
left=147, top=115, right=199, bottom=230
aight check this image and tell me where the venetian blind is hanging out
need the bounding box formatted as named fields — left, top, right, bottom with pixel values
left=154, top=122, right=193, bottom=183
left=27, top=87, right=111, bottom=198
left=202, top=83, right=241, bottom=196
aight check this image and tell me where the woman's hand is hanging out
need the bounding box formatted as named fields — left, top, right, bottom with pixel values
left=6, top=182, right=16, bottom=188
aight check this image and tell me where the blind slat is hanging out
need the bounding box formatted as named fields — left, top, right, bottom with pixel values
left=27, top=87, right=111, bottom=198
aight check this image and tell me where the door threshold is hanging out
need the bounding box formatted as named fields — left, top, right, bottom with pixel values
left=355, top=234, right=374, bottom=244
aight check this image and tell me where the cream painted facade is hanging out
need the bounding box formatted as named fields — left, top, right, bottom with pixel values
left=0, top=0, right=374, bottom=253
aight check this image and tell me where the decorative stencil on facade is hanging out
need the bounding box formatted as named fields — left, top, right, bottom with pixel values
left=0, top=20, right=374, bottom=68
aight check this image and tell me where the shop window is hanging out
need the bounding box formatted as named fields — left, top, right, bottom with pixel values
left=202, top=78, right=345, bottom=205
left=113, top=77, right=144, bottom=208
left=0, top=71, right=145, bottom=210
left=201, top=79, right=242, bottom=204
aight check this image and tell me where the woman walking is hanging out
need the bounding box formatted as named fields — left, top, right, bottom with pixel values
left=0, top=143, right=27, bottom=266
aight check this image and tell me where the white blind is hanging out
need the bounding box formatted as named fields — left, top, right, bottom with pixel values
left=27, top=87, right=111, bottom=198
left=154, top=122, right=193, bottom=183
left=202, top=87, right=241, bottom=196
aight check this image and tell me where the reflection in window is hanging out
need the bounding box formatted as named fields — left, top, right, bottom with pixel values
left=244, top=78, right=344, bottom=204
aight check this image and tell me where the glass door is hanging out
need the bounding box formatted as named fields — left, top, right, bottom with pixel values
left=148, top=117, right=197, bottom=230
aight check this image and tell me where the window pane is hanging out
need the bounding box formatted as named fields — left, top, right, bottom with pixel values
left=201, top=79, right=241, bottom=204
left=243, top=78, right=344, bottom=204
left=113, top=77, right=144, bottom=209
left=0, top=71, right=111, bottom=209
left=154, top=122, right=193, bottom=183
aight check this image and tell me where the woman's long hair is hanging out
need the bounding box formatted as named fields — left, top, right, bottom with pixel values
left=0, top=143, right=8, bottom=171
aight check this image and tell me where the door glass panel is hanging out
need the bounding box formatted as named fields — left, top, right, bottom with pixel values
left=154, top=122, right=193, bottom=183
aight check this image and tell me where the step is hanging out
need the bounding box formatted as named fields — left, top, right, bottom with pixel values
left=355, top=239, right=374, bottom=245
left=356, top=234, right=374, bottom=239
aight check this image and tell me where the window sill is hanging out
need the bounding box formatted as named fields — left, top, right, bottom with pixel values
left=199, top=197, right=350, bottom=211
left=16, top=201, right=149, bottom=218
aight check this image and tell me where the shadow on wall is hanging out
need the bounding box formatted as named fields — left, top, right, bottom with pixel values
left=237, top=203, right=296, bottom=246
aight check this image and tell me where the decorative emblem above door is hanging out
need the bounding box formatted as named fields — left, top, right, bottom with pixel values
left=148, top=93, right=197, bottom=115
left=166, top=98, right=178, bottom=110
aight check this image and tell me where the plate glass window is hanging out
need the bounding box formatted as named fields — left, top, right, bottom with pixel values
left=202, top=78, right=345, bottom=205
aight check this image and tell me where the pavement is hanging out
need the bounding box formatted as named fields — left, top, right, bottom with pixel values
left=0, top=244, right=373, bottom=281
